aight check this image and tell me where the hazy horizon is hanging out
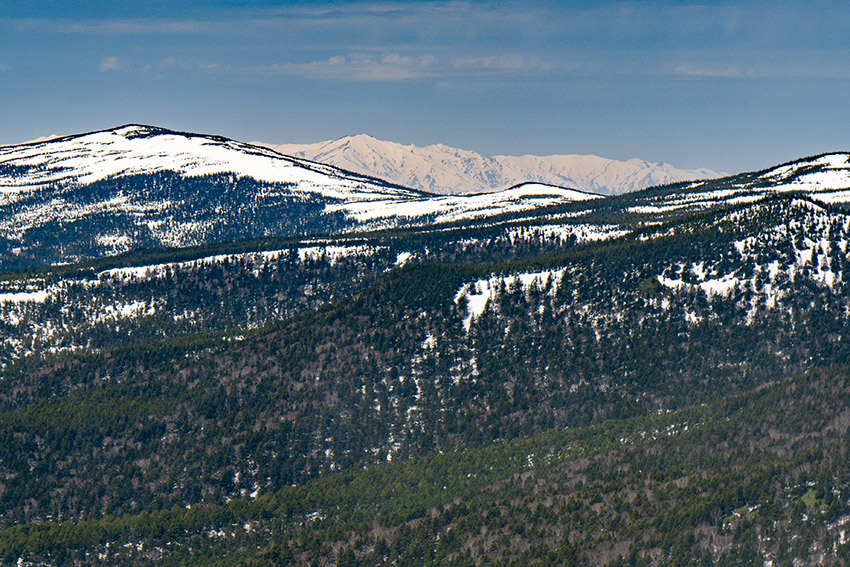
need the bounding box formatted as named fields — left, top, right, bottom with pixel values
left=3, top=0, right=850, bottom=173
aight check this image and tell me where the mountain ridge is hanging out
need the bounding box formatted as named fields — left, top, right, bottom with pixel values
left=1, top=124, right=849, bottom=275
left=259, top=133, right=727, bottom=195
left=0, top=124, right=601, bottom=270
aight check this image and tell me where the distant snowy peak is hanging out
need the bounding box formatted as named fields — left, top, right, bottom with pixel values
left=500, top=181, right=601, bottom=200
left=0, top=125, right=420, bottom=204
left=260, top=134, right=725, bottom=195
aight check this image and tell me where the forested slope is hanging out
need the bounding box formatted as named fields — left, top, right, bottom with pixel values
left=4, top=365, right=850, bottom=566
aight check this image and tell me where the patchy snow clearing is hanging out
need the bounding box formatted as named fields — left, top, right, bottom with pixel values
left=455, top=269, right=566, bottom=332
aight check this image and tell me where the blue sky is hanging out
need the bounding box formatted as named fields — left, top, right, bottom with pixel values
left=2, top=0, right=850, bottom=173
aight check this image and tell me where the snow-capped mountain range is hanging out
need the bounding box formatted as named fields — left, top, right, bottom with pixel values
left=260, top=134, right=726, bottom=195
left=0, top=125, right=596, bottom=214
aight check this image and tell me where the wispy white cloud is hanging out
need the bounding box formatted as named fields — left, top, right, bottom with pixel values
left=673, top=64, right=749, bottom=78
left=248, top=50, right=564, bottom=82
left=451, top=55, right=559, bottom=74
left=156, top=57, right=227, bottom=72
left=96, top=55, right=228, bottom=74
left=669, top=53, right=850, bottom=80
left=99, top=56, right=120, bottom=72
left=264, top=2, right=499, bottom=28
left=0, top=63, right=10, bottom=72
left=6, top=3, right=548, bottom=41
left=252, top=53, right=437, bottom=81
left=13, top=18, right=220, bottom=34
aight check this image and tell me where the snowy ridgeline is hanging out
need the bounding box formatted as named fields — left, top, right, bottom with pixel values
left=0, top=218, right=631, bottom=368
left=0, top=216, right=631, bottom=312
left=0, top=126, right=605, bottom=251
left=3, top=127, right=850, bottom=273
left=0, top=125, right=414, bottom=202
left=0, top=241, right=391, bottom=301
left=0, top=218, right=625, bottom=319
left=98, top=243, right=386, bottom=283
left=326, top=183, right=600, bottom=226
left=629, top=154, right=850, bottom=215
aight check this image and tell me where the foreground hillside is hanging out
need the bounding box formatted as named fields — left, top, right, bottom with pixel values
left=1, top=129, right=850, bottom=565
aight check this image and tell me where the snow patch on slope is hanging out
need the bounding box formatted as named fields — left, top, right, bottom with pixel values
left=657, top=273, right=740, bottom=297
left=0, top=290, right=49, bottom=303
left=455, top=269, right=566, bottom=332
left=504, top=223, right=628, bottom=244
left=329, top=183, right=600, bottom=226
left=656, top=199, right=850, bottom=324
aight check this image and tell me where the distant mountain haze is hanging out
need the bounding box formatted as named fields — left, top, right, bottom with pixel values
left=259, top=134, right=726, bottom=195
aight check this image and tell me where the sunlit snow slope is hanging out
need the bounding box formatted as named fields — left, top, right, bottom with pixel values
left=0, top=124, right=419, bottom=203
left=625, top=153, right=850, bottom=215
left=332, top=182, right=600, bottom=226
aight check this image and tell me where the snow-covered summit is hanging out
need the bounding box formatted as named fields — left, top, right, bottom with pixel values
left=0, top=124, right=420, bottom=205
left=500, top=181, right=601, bottom=200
